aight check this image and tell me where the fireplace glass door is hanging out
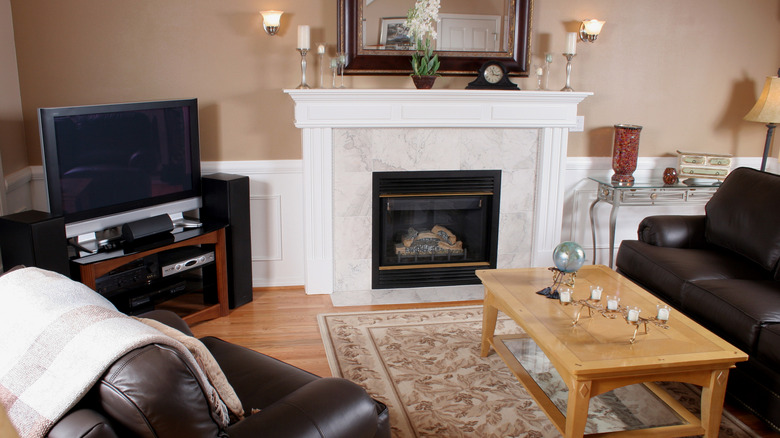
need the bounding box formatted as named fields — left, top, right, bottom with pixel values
left=373, top=170, right=500, bottom=289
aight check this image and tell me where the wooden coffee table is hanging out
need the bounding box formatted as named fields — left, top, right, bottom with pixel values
left=477, top=265, right=748, bottom=438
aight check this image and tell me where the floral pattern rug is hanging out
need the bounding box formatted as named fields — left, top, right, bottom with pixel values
left=318, top=305, right=759, bottom=438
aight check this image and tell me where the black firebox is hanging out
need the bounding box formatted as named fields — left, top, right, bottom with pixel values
left=372, top=170, right=501, bottom=289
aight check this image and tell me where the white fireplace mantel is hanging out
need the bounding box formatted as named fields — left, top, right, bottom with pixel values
left=285, top=89, right=591, bottom=294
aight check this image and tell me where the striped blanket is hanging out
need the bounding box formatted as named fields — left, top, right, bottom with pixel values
left=0, top=267, right=228, bottom=438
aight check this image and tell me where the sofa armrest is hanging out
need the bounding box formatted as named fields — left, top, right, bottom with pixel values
left=637, top=215, right=707, bottom=248
left=138, top=309, right=194, bottom=336
left=226, top=378, right=379, bottom=438
left=47, top=409, right=119, bottom=438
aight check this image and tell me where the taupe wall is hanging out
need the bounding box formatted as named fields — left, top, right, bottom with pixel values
left=5, top=0, right=780, bottom=173
left=0, top=0, right=26, bottom=176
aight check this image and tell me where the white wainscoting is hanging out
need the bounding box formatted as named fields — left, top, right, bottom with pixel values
left=15, top=161, right=305, bottom=289
left=7, top=157, right=770, bottom=288
left=562, top=156, right=766, bottom=267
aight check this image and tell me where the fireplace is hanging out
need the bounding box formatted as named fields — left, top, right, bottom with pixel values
left=372, top=170, right=500, bottom=289
left=285, top=89, right=590, bottom=295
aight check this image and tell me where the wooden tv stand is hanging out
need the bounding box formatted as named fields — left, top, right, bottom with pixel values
left=74, top=226, right=230, bottom=325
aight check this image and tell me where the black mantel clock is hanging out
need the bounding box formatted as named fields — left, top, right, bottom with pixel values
left=466, top=61, right=519, bottom=90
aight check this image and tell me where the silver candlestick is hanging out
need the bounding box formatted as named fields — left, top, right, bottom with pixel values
left=561, top=53, right=575, bottom=92
left=296, top=48, right=311, bottom=89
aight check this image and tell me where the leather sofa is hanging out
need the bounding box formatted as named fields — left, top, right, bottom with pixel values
left=615, top=167, right=780, bottom=431
left=48, top=310, right=390, bottom=438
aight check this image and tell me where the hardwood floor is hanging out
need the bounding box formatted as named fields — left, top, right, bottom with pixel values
left=186, top=287, right=779, bottom=437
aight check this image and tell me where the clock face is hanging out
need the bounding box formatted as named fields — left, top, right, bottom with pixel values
left=483, top=64, right=504, bottom=84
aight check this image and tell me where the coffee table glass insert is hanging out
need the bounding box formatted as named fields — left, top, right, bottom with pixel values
left=505, top=336, right=688, bottom=434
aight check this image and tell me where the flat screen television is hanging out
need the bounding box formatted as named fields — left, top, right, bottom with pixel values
left=39, top=98, right=202, bottom=240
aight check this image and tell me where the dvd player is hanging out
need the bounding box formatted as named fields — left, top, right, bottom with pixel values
left=159, top=247, right=215, bottom=277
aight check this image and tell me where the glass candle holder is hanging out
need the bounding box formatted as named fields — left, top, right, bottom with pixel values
left=559, top=287, right=573, bottom=303
left=626, top=306, right=641, bottom=322
left=589, top=285, right=603, bottom=300
left=606, top=295, right=620, bottom=311
left=656, top=304, right=671, bottom=321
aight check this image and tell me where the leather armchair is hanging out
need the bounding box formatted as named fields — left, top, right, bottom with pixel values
left=48, top=310, right=390, bottom=438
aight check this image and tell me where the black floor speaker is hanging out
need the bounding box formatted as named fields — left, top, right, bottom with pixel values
left=201, top=173, right=253, bottom=308
left=0, top=210, right=70, bottom=276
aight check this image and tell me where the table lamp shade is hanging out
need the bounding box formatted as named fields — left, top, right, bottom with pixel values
left=745, top=75, right=780, bottom=123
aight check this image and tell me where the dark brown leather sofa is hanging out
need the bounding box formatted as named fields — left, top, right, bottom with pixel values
left=48, top=310, right=390, bottom=438
left=615, top=167, right=780, bottom=431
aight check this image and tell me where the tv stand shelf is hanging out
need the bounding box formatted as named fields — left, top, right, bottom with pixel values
left=73, top=225, right=230, bottom=325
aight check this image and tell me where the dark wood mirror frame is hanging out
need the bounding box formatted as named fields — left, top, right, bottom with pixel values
left=337, top=0, right=532, bottom=76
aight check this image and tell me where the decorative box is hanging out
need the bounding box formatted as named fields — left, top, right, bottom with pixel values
left=676, top=150, right=732, bottom=180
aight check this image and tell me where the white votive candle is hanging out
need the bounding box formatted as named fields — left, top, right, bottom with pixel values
left=606, top=296, right=619, bottom=310
left=559, top=288, right=572, bottom=303
left=627, top=308, right=640, bottom=322
left=317, top=43, right=326, bottom=54
left=590, top=286, right=603, bottom=300
left=565, top=32, right=577, bottom=54
left=297, top=25, right=310, bottom=49
left=657, top=306, right=670, bottom=321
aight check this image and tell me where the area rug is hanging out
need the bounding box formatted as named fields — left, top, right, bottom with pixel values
left=318, top=305, right=759, bottom=438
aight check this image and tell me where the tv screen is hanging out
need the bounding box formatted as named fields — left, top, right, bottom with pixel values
left=39, top=99, right=202, bottom=239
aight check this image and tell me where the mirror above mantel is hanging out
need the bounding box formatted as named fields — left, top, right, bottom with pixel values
left=337, top=0, right=532, bottom=76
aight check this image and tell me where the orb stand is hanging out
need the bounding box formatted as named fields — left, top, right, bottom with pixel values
left=536, top=267, right=577, bottom=299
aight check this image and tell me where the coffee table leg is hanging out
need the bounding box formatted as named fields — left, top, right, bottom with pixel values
left=565, top=380, right=591, bottom=438
left=700, top=369, right=729, bottom=438
left=481, top=291, right=498, bottom=357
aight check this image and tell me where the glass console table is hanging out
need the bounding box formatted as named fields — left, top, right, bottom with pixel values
left=588, top=177, right=720, bottom=268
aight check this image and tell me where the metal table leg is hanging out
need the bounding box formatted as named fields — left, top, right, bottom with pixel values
left=608, top=202, right=619, bottom=268
left=588, top=197, right=601, bottom=265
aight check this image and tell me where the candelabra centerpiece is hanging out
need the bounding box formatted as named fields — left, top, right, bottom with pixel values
left=552, top=285, right=671, bottom=343
left=538, top=241, right=670, bottom=343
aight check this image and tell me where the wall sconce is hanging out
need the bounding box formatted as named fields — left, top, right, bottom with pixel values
left=579, top=19, right=605, bottom=42
left=260, top=10, right=284, bottom=36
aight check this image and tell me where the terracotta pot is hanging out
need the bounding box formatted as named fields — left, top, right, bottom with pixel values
left=611, top=124, right=642, bottom=185
left=411, top=75, right=436, bottom=89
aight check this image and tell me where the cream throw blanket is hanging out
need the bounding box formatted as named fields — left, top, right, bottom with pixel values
left=0, top=267, right=230, bottom=438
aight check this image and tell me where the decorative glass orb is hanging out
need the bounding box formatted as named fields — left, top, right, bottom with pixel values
left=552, top=241, right=586, bottom=273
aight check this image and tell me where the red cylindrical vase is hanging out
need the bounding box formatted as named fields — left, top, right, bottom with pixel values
left=611, top=124, right=642, bottom=185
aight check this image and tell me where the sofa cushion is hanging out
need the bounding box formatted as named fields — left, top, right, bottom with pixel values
left=615, top=240, right=772, bottom=307
left=680, top=279, right=780, bottom=353
left=756, top=323, right=780, bottom=366
left=705, top=168, right=780, bottom=275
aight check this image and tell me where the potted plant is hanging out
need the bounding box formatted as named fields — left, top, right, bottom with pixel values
left=405, top=0, right=441, bottom=89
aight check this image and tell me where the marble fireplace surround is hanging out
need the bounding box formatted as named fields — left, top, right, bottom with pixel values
left=286, top=89, right=591, bottom=297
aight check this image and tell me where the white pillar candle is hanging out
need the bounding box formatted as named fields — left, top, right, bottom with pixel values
left=297, top=25, right=310, bottom=50
left=657, top=306, right=670, bottom=321
left=590, top=286, right=603, bottom=300
left=565, top=32, right=577, bottom=54
left=559, top=289, right=572, bottom=303
left=606, top=296, right=619, bottom=310
left=627, top=308, right=640, bottom=322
